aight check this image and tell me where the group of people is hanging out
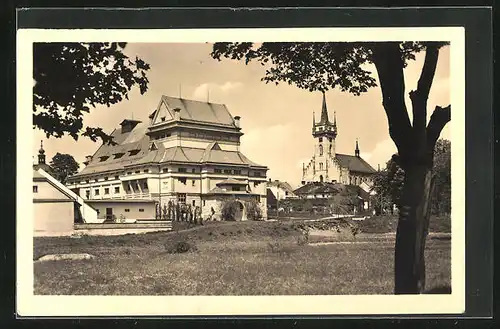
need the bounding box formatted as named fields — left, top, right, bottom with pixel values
left=155, top=200, right=217, bottom=224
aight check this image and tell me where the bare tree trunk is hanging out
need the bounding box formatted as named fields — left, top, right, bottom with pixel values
left=372, top=42, right=450, bottom=294
left=394, top=165, right=434, bottom=293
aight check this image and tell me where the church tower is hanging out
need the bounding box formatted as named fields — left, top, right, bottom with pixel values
left=310, top=92, right=337, bottom=182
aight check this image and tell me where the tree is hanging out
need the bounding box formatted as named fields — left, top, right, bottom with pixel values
left=430, top=139, right=451, bottom=215
left=50, top=153, right=80, bottom=184
left=33, top=43, right=150, bottom=144
left=211, top=42, right=451, bottom=294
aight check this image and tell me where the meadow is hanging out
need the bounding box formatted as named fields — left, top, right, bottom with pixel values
left=34, top=219, right=451, bottom=295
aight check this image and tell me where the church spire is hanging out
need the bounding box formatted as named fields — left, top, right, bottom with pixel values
left=320, top=91, right=329, bottom=123
left=355, top=139, right=360, bottom=157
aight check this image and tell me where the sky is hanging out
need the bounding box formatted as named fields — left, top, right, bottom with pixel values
left=33, top=43, right=450, bottom=188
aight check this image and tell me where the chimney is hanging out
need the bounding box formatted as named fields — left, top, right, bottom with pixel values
left=84, top=155, right=93, bottom=166
left=234, top=116, right=241, bottom=128
left=173, top=108, right=181, bottom=120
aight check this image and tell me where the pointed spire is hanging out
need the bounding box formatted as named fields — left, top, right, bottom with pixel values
left=355, top=138, right=360, bottom=157
left=333, top=110, right=337, bottom=127
left=312, top=110, right=316, bottom=126
left=320, top=91, right=329, bottom=123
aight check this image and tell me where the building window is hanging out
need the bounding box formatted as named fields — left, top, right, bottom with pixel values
left=203, top=200, right=206, bottom=206
left=139, top=209, right=144, bottom=212
left=33, top=185, right=38, bottom=193
left=161, top=116, right=166, bottom=122
left=85, top=190, right=90, bottom=198
left=86, top=179, right=90, bottom=183
left=233, top=170, right=241, bottom=175
left=125, top=209, right=130, bottom=212
left=144, top=169, right=149, bottom=173
left=256, top=195, right=261, bottom=203
left=319, top=163, right=323, bottom=170
left=191, top=168, right=195, bottom=173
left=114, top=186, right=120, bottom=193
left=223, top=169, right=232, bottom=174
left=319, top=145, right=323, bottom=156
left=127, top=172, right=132, bottom=175
left=329, top=137, right=332, bottom=142
left=254, top=181, right=258, bottom=187
left=178, top=193, right=186, bottom=203
left=214, top=168, right=222, bottom=174
left=178, top=177, right=187, bottom=184
left=166, top=133, right=171, bottom=137
left=163, top=168, right=168, bottom=173
left=104, top=177, right=108, bottom=181
left=178, top=168, right=187, bottom=173
left=114, top=175, right=119, bottom=180
left=143, top=181, right=148, bottom=189
left=254, top=172, right=261, bottom=177
left=129, top=150, right=140, bottom=156
left=192, top=200, right=196, bottom=206
left=104, top=188, right=109, bottom=195
left=135, top=170, right=140, bottom=174
left=319, top=137, right=323, bottom=143
left=99, top=156, right=109, bottom=162
left=192, top=180, right=195, bottom=186
left=329, top=144, right=332, bottom=154
left=231, top=186, right=240, bottom=191
left=285, top=191, right=289, bottom=196
left=95, top=189, right=100, bottom=196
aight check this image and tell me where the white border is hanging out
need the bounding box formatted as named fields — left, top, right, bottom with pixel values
left=17, top=27, right=465, bottom=316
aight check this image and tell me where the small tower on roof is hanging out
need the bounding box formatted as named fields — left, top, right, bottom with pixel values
left=38, top=140, right=46, bottom=164
left=355, top=138, right=360, bottom=157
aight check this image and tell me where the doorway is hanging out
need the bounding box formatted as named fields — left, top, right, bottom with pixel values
left=105, top=207, right=113, bottom=221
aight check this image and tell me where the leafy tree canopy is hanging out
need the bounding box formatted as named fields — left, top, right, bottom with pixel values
left=33, top=42, right=150, bottom=144
left=49, top=152, right=80, bottom=184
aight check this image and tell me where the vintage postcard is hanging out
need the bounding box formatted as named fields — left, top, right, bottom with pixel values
left=17, top=26, right=465, bottom=316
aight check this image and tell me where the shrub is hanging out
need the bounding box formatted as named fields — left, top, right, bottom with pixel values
left=245, top=200, right=263, bottom=221
left=164, top=240, right=197, bottom=254
left=221, top=199, right=240, bottom=221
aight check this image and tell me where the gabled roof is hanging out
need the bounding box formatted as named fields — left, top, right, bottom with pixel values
left=161, top=96, right=237, bottom=127
left=267, top=180, right=296, bottom=194
left=294, top=182, right=344, bottom=195
left=335, top=153, right=376, bottom=174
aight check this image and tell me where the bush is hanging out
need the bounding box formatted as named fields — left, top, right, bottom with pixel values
left=164, top=240, right=197, bottom=254
left=245, top=200, right=263, bottom=221
left=221, top=200, right=240, bottom=221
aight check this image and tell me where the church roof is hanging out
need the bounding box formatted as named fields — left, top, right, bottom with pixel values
left=335, top=153, right=376, bottom=174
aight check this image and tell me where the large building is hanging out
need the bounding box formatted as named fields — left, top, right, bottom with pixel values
left=301, top=92, right=376, bottom=186
left=66, top=96, right=269, bottom=220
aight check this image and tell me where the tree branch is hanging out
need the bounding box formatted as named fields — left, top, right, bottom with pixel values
left=371, top=43, right=412, bottom=155
left=426, top=105, right=451, bottom=156
left=410, top=44, right=440, bottom=133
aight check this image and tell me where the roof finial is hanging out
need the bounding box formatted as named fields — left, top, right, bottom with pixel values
left=355, top=138, right=360, bottom=157
left=313, top=110, right=316, bottom=126
left=179, top=83, right=182, bottom=99
left=333, top=110, right=337, bottom=127
left=207, top=87, right=210, bottom=103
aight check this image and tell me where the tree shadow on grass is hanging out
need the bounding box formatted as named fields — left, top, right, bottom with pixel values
left=424, top=285, right=451, bottom=294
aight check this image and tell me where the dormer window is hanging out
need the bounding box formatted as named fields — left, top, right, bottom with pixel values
left=161, top=116, right=166, bottom=122
left=114, top=152, right=125, bottom=159
left=129, top=149, right=140, bottom=156
left=99, top=156, right=109, bottom=162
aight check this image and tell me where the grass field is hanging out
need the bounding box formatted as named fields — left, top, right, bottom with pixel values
left=34, top=220, right=451, bottom=295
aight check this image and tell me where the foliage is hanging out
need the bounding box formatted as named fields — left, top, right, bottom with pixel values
left=371, top=139, right=451, bottom=215
left=164, top=240, right=197, bottom=254
left=220, top=199, right=241, bottom=221
left=245, top=200, right=263, bottom=220
left=430, top=139, right=451, bottom=215
left=33, top=42, right=150, bottom=144
left=49, top=152, right=80, bottom=184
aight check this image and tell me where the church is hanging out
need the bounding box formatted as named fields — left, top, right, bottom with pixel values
left=301, top=92, right=376, bottom=187
left=65, top=95, right=269, bottom=221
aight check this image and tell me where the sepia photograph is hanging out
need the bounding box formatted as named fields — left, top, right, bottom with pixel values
left=17, top=26, right=465, bottom=316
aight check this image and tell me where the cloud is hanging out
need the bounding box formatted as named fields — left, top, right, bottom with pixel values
left=362, top=138, right=397, bottom=170
left=193, top=82, right=243, bottom=101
